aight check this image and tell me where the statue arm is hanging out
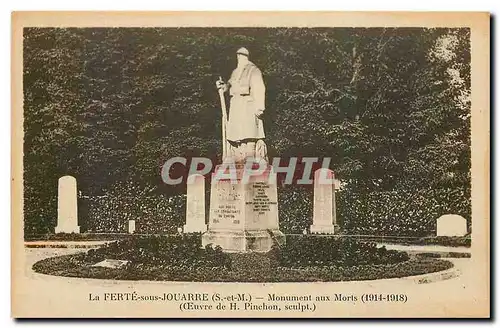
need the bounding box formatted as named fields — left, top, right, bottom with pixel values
left=221, top=78, right=230, bottom=92
left=250, top=68, right=266, bottom=115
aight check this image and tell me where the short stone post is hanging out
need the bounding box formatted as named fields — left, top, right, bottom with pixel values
left=436, top=214, right=468, bottom=236
left=128, top=219, right=136, bottom=234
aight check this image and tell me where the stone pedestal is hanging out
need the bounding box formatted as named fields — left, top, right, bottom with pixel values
left=55, top=175, right=80, bottom=234
left=183, top=174, right=208, bottom=233
left=310, top=168, right=336, bottom=234
left=202, top=164, right=285, bottom=252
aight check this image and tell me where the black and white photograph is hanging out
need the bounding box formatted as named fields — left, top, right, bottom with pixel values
left=10, top=11, right=490, bottom=318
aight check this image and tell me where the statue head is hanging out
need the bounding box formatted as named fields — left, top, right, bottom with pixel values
left=236, top=47, right=249, bottom=66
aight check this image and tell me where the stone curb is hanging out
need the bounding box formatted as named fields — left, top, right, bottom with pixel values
left=25, top=241, right=109, bottom=249
left=404, top=267, right=461, bottom=284
left=379, top=243, right=471, bottom=254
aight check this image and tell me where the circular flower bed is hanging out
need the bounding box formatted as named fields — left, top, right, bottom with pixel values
left=32, top=235, right=453, bottom=282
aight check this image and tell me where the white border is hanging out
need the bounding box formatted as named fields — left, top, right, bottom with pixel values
left=3, top=1, right=496, bottom=327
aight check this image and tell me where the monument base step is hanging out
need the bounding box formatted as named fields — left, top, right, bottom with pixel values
left=54, top=226, right=80, bottom=234
left=310, top=225, right=336, bottom=234
left=183, top=224, right=208, bottom=233
left=201, top=229, right=285, bottom=253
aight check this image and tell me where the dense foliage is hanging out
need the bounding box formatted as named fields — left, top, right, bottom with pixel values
left=23, top=28, right=471, bottom=235
left=80, top=194, right=186, bottom=233
left=275, top=235, right=409, bottom=267
left=337, top=188, right=471, bottom=236
left=33, top=254, right=452, bottom=282
left=24, top=186, right=469, bottom=237
left=413, top=236, right=471, bottom=247
left=86, top=234, right=231, bottom=269
left=25, top=186, right=470, bottom=237
left=32, top=234, right=455, bottom=282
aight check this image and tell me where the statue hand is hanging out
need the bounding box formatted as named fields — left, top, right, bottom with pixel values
left=255, top=108, right=265, bottom=118
left=216, top=79, right=226, bottom=90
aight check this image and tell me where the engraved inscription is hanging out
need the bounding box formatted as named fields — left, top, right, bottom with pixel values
left=246, top=182, right=277, bottom=215
left=214, top=204, right=241, bottom=220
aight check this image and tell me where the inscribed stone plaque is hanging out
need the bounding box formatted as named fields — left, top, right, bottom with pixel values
left=202, top=165, right=284, bottom=252
left=310, top=168, right=336, bottom=234
left=183, top=174, right=207, bottom=233
left=208, top=178, right=245, bottom=230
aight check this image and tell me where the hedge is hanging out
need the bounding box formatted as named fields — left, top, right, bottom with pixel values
left=26, top=185, right=470, bottom=238
left=277, top=186, right=470, bottom=236
left=80, top=194, right=186, bottom=234
left=337, top=188, right=471, bottom=237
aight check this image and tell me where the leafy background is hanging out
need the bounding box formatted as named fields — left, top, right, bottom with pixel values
left=23, top=27, right=471, bottom=236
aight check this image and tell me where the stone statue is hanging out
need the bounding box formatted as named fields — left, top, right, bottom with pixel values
left=216, top=47, right=268, bottom=163
left=203, top=48, right=285, bottom=253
